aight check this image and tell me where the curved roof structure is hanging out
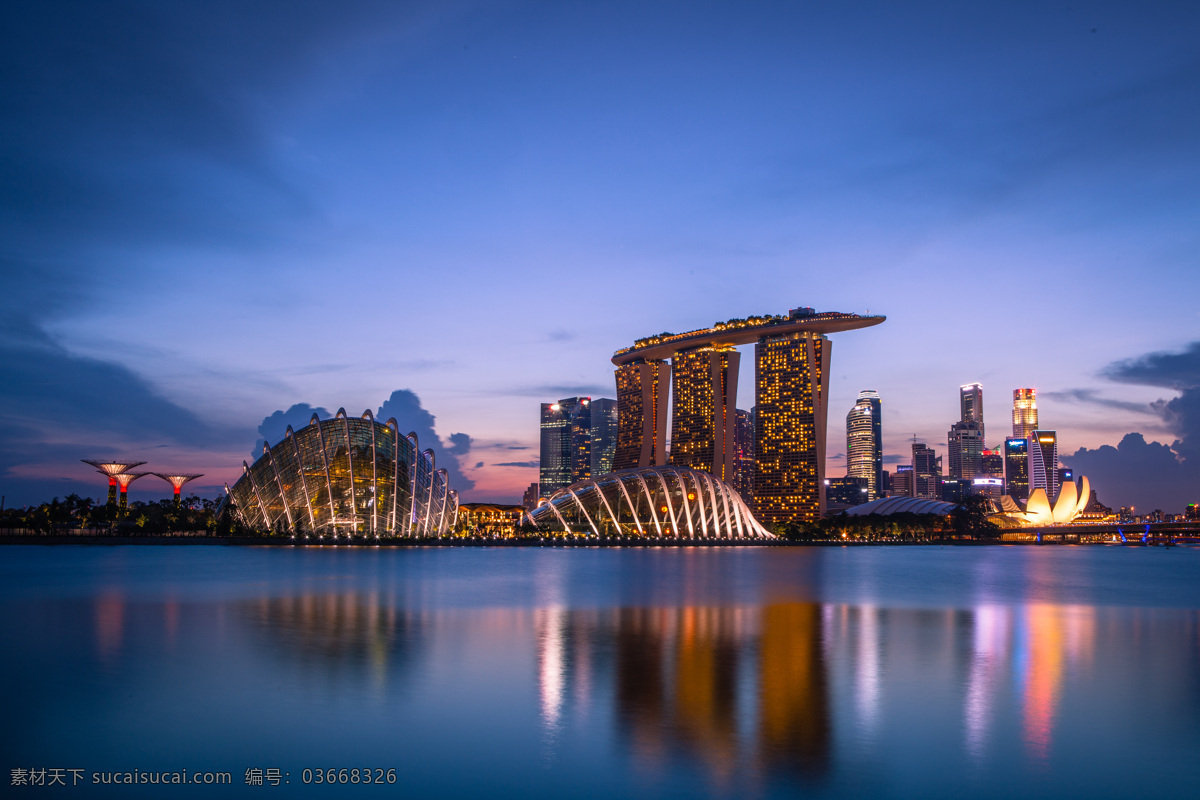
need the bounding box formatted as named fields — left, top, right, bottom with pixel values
left=612, top=310, right=885, bottom=365
left=227, top=409, right=458, bottom=537
left=528, top=467, right=773, bottom=539
left=844, top=496, right=959, bottom=516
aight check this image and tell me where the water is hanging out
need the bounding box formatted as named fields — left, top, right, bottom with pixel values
left=2, top=544, right=1198, bottom=798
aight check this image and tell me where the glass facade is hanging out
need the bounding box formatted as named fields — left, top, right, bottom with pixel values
left=589, top=398, right=618, bottom=478
left=1012, top=388, right=1038, bottom=440
left=613, top=360, right=670, bottom=470
left=228, top=410, right=457, bottom=536
left=845, top=390, right=882, bottom=501
left=528, top=466, right=772, bottom=539
left=1004, top=437, right=1030, bottom=502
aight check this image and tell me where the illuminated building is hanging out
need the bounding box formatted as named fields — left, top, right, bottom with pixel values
left=972, top=477, right=1005, bottom=501
left=948, top=421, right=984, bottom=480
left=1028, top=430, right=1059, bottom=500
left=1012, top=388, right=1038, bottom=440
left=539, top=397, right=591, bottom=498
left=589, top=398, right=618, bottom=477
left=226, top=408, right=457, bottom=537
left=845, top=390, right=882, bottom=500
left=669, top=347, right=740, bottom=482
left=521, top=482, right=540, bottom=510
left=81, top=460, right=146, bottom=508
left=981, top=448, right=1005, bottom=481
left=1004, top=438, right=1029, bottom=502
left=457, top=503, right=526, bottom=536
left=826, top=476, right=869, bottom=508
left=961, top=383, right=984, bottom=432
left=940, top=478, right=970, bottom=504
left=912, top=441, right=941, bottom=499
left=611, top=308, right=884, bottom=523
left=153, top=473, right=203, bottom=506
left=526, top=466, right=773, bottom=538
left=755, top=331, right=829, bottom=524
left=892, top=465, right=914, bottom=497
left=113, top=471, right=149, bottom=513
left=613, top=360, right=670, bottom=470
left=732, top=408, right=754, bottom=502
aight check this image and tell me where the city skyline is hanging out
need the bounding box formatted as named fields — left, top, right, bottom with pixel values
left=2, top=2, right=1199, bottom=513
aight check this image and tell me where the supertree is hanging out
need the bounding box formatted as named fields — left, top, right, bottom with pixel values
left=81, top=460, right=146, bottom=509
left=153, top=473, right=204, bottom=507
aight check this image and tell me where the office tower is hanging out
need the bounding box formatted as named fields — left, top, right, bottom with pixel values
left=1057, top=467, right=1073, bottom=487
left=892, top=465, right=914, bottom=497
left=826, top=476, right=869, bottom=507
left=960, top=383, right=984, bottom=435
left=940, top=478, right=970, bottom=504
left=912, top=441, right=940, bottom=499
left=539, top=397, right=591, bottom=498
left=846, top=390, right=883, bottom=501
left=1029, top=430, right=1059, bottom=499
left=732, top=408, right=755, bottom=501
left=670, top=347, right=741, bottom=482
left=980, top=448, right=1005, bottom=480
left=880, top=469, right=892, bottom=496
left=947, top=421, right=985, bottom=480
left=1004, top=437, right=1029, bottom=502
left=589, top=398, right=618, bottom=477
left=613, top=360, right=670, bottom=469
left=755, top=332, right=830, bottom=525
left=1012, top=388, right=1038, bottom=440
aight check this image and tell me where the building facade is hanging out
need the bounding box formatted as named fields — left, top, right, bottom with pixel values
left=845, top=390, right=883, bottom=501
left=912, top=441, right=941, bottom=499
left=589, top=398, right=618, bottom=477
left=754, top=332, right=830, bottom=525
left=732, top=408, right=755, bottom=502
left=1028, top=430, right=1059, bottom=500
left=540, top=397, right=592, bottom=499
left=613, top=360, right=670, bottom=470
left=669, top=347, right=740, bottom=482
left=1004, top=437, right=1030, bottom=502
left=1012, top=388, right=1038, bottom=440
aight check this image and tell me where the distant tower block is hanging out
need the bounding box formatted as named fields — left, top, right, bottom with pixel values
left=112, top=472, right=150, bottom=514
left=82, top=460, right=147, bottom=507
left=154, top=473, right=204, bottom=506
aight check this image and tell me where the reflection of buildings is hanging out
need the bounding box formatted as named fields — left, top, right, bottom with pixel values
left=758, top=603, right=830, bottom=774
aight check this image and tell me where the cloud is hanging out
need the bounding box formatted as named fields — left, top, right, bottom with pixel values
left=1062, top=341, right=1200, bottom=511
left=1040, top=388, right=1158, bottom=415
left=376, top=390, right=475, bottom=491
left=493, top=461, right=538, bottom=468
left=474, top=461, right=484, bottom=469
left=254, top=403, right=331, bottom=456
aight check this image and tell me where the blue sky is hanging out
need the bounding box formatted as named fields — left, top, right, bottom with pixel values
left=3, top=1, right=1198, bottom=511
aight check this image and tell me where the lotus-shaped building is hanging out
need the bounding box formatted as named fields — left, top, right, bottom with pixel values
left=526, top=467, right=773, bottom=539
left=227, top=409, right=458, bottom=537
left=1000, top=475, right=1092, bottom=526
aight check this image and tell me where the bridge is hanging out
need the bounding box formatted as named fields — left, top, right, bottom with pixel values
left=1014, top=521, right=1200, bottom=545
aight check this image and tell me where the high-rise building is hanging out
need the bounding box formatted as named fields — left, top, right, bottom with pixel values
left=1004, top=437, right=1030, bottom=502
left=846, top=390, right=883, bottom=501
left=613, top=360, right=670, bottom=470
left=669, top=347, right=741, bottom=482
left=1012, top=388, right=1038, bottom=440
left=589, top=398, right=618, bottom=477
left=754, top=332, right=830, bottom=525
left=912, top=441, right=940, bottom=499
left=960, top=383, right=984, bottom=434
left=611, top=308, right=885, bottom=524
left=948, top=383, right=985, bottom=481
left=980, top=448, right=1005, bottom=480
left=521, top=482, right=540, bottom=510
left=826, top=476, right=869, bottom=507
left=732, top=408, right=755, bottom=502
left=892, top=465, right=913, bottom=497
left=1029, top=430, right=1059, bottom=500
left=539, top=397, right=591, bottom=498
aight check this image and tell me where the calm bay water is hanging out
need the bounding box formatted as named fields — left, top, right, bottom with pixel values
left=2, top=544, right=1198, bottom=798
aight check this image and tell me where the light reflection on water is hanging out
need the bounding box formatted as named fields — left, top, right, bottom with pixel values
left=2, top=546, right=1199, bottom=798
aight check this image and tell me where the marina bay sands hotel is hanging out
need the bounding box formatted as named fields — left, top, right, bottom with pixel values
left=611, top=307, right=884, bottom=524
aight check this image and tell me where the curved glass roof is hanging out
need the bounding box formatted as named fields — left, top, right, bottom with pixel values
left=528, top=467, right=773, bottom=539
left=844, top=496, right=958, bottom=516
left=227, top=409, right=457, bottom=537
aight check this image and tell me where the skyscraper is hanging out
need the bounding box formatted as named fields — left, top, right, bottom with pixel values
left=732, top=408, right=755, bottom=502
left=1012, top=388, right=1038, bottom=440
left=589, top=398, right=618, bottom=477
left=539, top=397, right=591, bottom=498
left=669, top=347, right=741, bottom=482
left=613, top=360, right=670, bottom=470
left=1028, top=430, right=1059, bottom=500
left=912, top=441, right=940, bottom=499
left=846, top=390, right=882, bottom=501
left=1004, top=438, right=1029, bottom=502
left=755, top=332, right=829, bottom=524
left=948, top=383, right=985, bottom=480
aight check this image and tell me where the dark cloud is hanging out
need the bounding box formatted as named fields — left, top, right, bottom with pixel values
left=0, top=316, right=248, bottom=505
left=474, top=461, right=484, bottom=469
left=1041, top=388, right=1158, bottom=415
left=494, top=461, right=538, bottom=468
left=376, top=390, right=475, bottom=491
left=1062, top=341, right=1200, bottom=511
left=882, top=455, right=907, bottom=465
left=254, top=403, right=331, bottom=456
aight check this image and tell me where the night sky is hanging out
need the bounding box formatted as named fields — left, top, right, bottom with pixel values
left=3, top=1, right=1198, bottom=512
